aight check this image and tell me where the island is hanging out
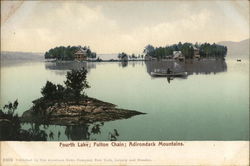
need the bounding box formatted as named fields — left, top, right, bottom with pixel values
left=143, top=42, right=227, bottom=60
left=21, top=67, right=145, bottom=126
left=22, top=97, right=144, bottom=126
left=44, top=45, right=97, bottom=61
left=44, top=43, right=227, bottom=63
left=44, top=45, right=145, bottom=62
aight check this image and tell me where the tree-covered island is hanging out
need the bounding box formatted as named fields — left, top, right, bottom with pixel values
left=144, top=42, right=227, bottom=60
left=45, top=45, right=97, bottom=61
left=44, top=42, right=227, bottom=62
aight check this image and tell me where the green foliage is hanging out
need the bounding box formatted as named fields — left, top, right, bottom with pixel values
left=41, top=81, right=57, bottom=99
left=89, top=52, right=97, bottom=59
left=39, top=67, right=90, bottom=105
left=199, top=43, right=227, bottom=58
left=64, top=68, right=90, bottom=100
left=41, top=81, right=80, bottom=101
left=0, top=101, right=49, bottom=141
left=0, top=100, right=19, bottom=124
left=0, top=100, right=21, bottom=140
left=3, top=100, right=19, bottom=116
left=44, top=45, right=96, bottom=60
left=118, top=52, right=128, bottom=61
left=180, top=43, right=194, bottom=59
left=0, top=100, right=48, bottom=141
left=56, top=84, right=66, bottom=99
left=118, top=52, right=143, bottom=61
left=20, top=124, right=47, bottom=141
left=45, top=46, right=78, bottom=60
left=143, top=45, right=155, bottom=57
left=144, top=42, right=227, bottom=59
left=0, top=100, right=20, bottom=135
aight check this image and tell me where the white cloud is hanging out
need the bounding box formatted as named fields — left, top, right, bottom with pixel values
left=106, top=9, right=212, bottom=53
left=1, top=1, right=249, bottom=54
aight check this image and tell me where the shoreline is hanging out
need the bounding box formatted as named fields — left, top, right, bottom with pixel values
left=45, top=57, right=227, bottom=63
left=21, top=97, right=146, bottom=126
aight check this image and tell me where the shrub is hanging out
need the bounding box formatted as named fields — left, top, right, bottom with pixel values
left=64, top=67, right=90, bottom=101
left=41, top=81, right=57, bottom=99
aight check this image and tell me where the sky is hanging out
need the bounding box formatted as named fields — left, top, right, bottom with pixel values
left=1, top=0, right=249, bottom=54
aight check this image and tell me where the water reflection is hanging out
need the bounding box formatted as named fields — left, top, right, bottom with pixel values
left=118, top=61, right=144, bottom=68
left=91, top=122, right=104, bottom=135
left=45, top=60, right=226, bottom=78
left=118, top=61, right=128, bottom=67
left=26, top=123, right=48, bottom=141
left=0, top=121, right=48, bottom=141
left=45, top=61, right=96, bottom=75
left=19, top=122, right=120, bottom=141
left=65, top=124, right=90, bottom=140
left=109, top=129, right=119, bottom=141
left=145, top=59, right=227, bottom=78
left=64, top=122, right=119, bottom=141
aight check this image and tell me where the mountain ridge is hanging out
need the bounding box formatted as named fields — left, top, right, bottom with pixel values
left=217, top=38, right=249, bottom=59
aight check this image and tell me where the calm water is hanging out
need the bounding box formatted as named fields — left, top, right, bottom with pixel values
left=0, top=58, right=249, bottom=141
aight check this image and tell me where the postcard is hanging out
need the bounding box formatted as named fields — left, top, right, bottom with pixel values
left=0, top=0, right=249, bottom=165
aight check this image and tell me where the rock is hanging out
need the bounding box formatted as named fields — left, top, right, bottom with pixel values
left=54, top=103, right=59, bottom=107
left=85, top=106, right=94, bottom=112
left=21, top=97, right=145, bottom=125
left=61, top=103, right=66, bottom=107
left=92, top=106, right=104, bottom=113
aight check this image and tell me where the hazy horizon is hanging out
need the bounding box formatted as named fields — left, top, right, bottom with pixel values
left=1, top=37, right=249, bottom=55
left=1, top=0, right=249, bottom=54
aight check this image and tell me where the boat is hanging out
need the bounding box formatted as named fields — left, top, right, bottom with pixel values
left=150, top=71, right=188, bottom=77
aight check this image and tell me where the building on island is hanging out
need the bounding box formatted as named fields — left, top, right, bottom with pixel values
left=144, top=55, right=157, bottom=61
left=74, top=48, right=88, bottom=61
left=173, top=51, right=185, bottom=60
left=193, top=46, right=200, bottom=59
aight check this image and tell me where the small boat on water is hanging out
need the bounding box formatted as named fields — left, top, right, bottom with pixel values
left=151, top=71, right=188, bottom=77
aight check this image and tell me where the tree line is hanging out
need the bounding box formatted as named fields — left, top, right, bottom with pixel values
left=44, top=46, right=96, bottom=60
left=143, top=42, right=227, bottom=59
left=118, top=52, right=144, bottom=61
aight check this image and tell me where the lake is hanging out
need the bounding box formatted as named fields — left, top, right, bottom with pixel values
left=0, top=58, right=249, bottom=141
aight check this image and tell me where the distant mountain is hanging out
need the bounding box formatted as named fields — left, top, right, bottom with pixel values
left=1, top=51, right=44, bottom=66
left=217, top=38, right=249, bottom=59
left=1, top=51, right=44, bottom=61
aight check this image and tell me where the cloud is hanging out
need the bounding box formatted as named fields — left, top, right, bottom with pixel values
left=105, top=9, right=212, bottom=53
left=1, top=1, right=249, bottom=54
left=1, top=1, right=119, bottom=52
